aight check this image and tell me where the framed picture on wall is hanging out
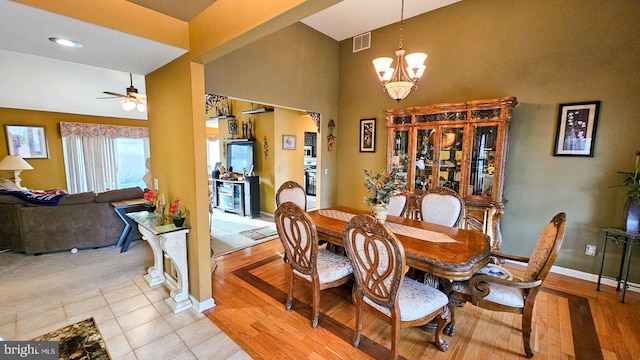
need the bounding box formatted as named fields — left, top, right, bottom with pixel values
left=359, top=118, right=376, bottom=152
left=282, top=135, right=296, bottom=150
left=553, top=101, right=601, bottom=157
left=4, top=125, right=50, bottom=159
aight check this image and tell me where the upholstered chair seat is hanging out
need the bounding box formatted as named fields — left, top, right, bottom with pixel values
left=365, top=276, right=449, bottom=321
left=293, top=249, right=353, bottom=283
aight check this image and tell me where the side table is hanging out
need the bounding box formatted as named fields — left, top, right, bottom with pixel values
left=111, top=199, right=147, bottom=252
left=127, top=211, right=192, bottom=313
left=597, top=227, right=640, bottom=303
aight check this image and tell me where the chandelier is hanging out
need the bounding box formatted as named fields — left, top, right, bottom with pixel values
left=372, top=0, right=427, bottom=102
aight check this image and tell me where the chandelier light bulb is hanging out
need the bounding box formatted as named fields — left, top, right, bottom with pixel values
left=136, top=102, right=147, bottom=112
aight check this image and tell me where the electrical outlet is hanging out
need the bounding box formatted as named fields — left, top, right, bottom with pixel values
left=585, top=244, right=597, bottom=256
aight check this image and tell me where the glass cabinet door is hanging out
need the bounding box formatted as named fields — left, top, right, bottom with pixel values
left=469, top=125, right=498, bottom=197
left=414, top=128, right=436, bottom=191
left=390, top=129, right=410, bottom=183
left=438, top=127, right=464, bottom=193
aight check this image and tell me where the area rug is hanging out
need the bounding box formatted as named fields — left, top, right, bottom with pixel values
left=239, top=225, right=279, bottom=240
left=32, top=317, right=110, bottom=360
left=210, top=209, right=280, bottom=257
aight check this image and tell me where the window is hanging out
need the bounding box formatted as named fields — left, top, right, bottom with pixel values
left=60, top=122, right=149, bottom=193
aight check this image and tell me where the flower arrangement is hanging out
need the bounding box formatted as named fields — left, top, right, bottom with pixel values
left=169, top=197, right=189, bottom=219
left=363, top=168, right=408, bottom=206
left=143, top=190, right=155, bottom=206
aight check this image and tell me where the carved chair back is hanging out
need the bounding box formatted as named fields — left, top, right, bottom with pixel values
left=419, top=186, right=465, bottom=227
left=274, top=201, right=317, bottom=276
left=387, top=195, right=408, bottom=217
left=276, top=181, right=307, bottom=211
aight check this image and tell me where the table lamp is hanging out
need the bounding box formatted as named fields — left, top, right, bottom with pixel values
left=0, top=155, right=34, bottom=188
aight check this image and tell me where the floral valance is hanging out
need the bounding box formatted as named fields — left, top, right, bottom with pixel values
left=60, top=122, right=148, bottom=139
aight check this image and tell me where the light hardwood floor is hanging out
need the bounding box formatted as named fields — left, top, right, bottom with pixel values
left=204, top=239, right=640, bottom=360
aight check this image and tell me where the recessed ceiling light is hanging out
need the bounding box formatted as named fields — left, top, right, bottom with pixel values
left=48, top=37, right=83, bottom=48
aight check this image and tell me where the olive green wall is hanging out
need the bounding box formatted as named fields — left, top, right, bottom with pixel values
left=337, top=0, right=640, bottom=280
left=0, top=107, right=146, bottom=191
left=204, top=22, right=339, bottom=210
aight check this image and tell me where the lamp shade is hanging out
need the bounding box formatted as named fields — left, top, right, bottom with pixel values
left=0, top=155, right=33, bottom=171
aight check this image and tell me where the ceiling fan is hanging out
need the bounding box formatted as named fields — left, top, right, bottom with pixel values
left=100, top=73, right=147, bottom=112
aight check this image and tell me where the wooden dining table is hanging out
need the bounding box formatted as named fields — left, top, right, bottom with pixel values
left=307, top=206, right=491, bottom=282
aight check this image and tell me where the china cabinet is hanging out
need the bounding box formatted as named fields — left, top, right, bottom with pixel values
left=385, top=96, right=517, bottom=251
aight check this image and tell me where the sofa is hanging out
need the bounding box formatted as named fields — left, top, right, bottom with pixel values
left=0, top=185, right=144, bottom=254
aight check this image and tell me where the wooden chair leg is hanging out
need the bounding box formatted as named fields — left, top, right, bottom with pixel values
left=391, top=316, right=400, bottom=360
left=311, top=282, right=320, bottom=328
left=285, top=269, right=294, bottom=311
left=522, top=304, right=534, bottom=358
left=353, top=293, right=363, bottom=348
left=433, top=306, right=450, bottom=352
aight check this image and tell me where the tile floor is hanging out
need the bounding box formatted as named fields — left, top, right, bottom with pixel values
left=0, top=276, right=251, bottom=360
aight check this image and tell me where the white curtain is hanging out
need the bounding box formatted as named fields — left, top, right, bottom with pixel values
left=63, top=135, right=118, bottom=193
left=60, top=122, right=148, bottom=193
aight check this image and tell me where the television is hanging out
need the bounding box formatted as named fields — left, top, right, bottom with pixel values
left=226, top=141, right=254, bottom=174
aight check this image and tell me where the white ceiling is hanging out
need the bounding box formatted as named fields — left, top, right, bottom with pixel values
left=301, top=0, right=460, bottom=41
left=0, top=0, right=459, bottom=119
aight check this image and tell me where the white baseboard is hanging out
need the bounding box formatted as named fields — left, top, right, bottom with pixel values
left=191, top=296, right=216, bottom=312
left=164, top=271, right=217, bottom=312
left=505, top=260, right=640, bottom=293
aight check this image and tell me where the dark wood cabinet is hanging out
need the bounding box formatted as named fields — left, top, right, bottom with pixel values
left=212, top=176, right=260, bottom=218
left=385, top=96, right=517, bottom=251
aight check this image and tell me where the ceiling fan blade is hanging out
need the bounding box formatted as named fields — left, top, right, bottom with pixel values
left=129, top=92, right=146, bottom=101
left=103, top=91, right=128, bottom=98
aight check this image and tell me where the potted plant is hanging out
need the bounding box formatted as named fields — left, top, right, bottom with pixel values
left=363, top=167, right=408, bottom=223
left=616, top=152, right=640, bottom=233
left=169, top=197, right=189, bottom=227
left=143, top=190, right=156, bottom=212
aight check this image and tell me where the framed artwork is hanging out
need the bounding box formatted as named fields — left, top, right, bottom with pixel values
left=4, top=125, right=49, bottom=159
left=282, top=135, right=296, bottom=150
left=359, top=118, right=376, bottom=152
left=553, top=101, right=600, bottom=157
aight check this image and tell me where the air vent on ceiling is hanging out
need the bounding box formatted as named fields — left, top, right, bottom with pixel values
left=353, top=32, right=370, bottom=53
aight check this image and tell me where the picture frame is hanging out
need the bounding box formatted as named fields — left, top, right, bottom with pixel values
left=553, top=101, right=601, bottom=157
left=282, top=135, right=296, bottom=150
left=4, top=125, right=49, bottom=159
left=359, top=118, right=376, bottom=152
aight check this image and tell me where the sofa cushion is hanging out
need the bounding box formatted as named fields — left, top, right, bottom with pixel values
left=0, top=178, right=21, bottom=191
left=0, top=194, right=27, bottom=204
left=58, top=191, right=96, bottom=205
left=95, top=187, right=143, bottom=203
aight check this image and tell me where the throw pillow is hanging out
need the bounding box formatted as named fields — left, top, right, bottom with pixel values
left=0, top=178, right=21, bottom=191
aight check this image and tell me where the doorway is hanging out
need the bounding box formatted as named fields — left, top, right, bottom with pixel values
left=303, top=131, right=317, bottom=210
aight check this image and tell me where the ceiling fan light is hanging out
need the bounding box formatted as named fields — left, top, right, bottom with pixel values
left=121, top=100, right=136, bottom=111
left=136, top=102, right=147, bottom=112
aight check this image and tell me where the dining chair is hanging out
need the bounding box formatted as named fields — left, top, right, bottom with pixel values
left=343, top=214, right=450, bottom=359
left=274, top=201, right=353, bottom=328
left=276, top=181, right=307, bottom=210
left=450, top=212, right=567, bottom=358
left=387, top=195, right=408, bottom=217
left=419, top=186, right=464, bottom=227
